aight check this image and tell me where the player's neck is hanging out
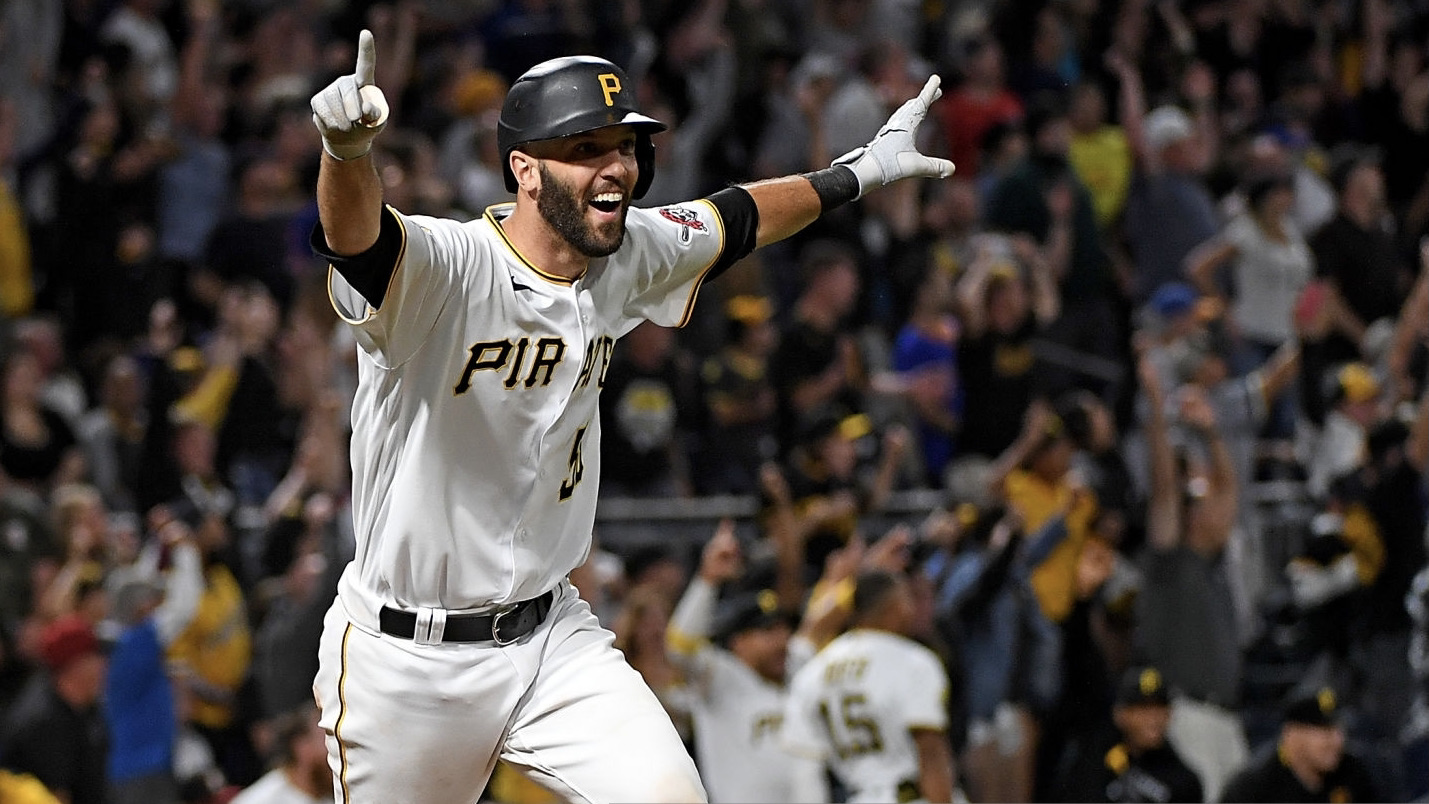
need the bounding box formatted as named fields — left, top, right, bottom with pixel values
left=850, top=621, right=903, bottom=637
left=283, top=763, right=327, bottom=797
left=501, top=203, right=590, bottom=280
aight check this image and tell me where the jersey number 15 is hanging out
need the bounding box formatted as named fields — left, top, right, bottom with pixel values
left=818, top=693, right=885, bottom=760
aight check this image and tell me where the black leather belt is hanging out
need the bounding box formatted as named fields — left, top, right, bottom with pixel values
left=379, top=591, right=554, bottom=646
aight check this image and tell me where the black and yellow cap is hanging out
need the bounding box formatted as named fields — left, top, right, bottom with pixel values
left=712, top=589, right=798, bottom=642
left=1284, top=687, right=1341, bottom=727
left=799, top=410, right=873, bottom=447
left=1116, top=666, right=1171, bottom=707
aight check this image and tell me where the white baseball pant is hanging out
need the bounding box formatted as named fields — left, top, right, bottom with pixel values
left=313, top=580, right=706, bottom=803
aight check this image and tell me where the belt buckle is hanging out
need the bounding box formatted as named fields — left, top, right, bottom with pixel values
left=491, top=604, right=520, bottom=646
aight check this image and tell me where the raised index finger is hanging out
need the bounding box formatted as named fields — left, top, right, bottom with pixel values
left=355, top=29, right=377, bottom=86
left=917, top=74, right=942, bottom=107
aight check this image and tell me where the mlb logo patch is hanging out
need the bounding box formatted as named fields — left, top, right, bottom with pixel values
left=659, top=207, right=708, bottom=244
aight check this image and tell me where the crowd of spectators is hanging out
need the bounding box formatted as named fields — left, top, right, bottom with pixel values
left=3, top=0, right=1429, bottom=801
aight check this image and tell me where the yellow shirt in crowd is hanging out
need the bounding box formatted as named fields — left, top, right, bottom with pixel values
left=1068, top=126, right=1132, bottom=230
left=1004, top=469, right=1099, bottom=624
left=0, top=181, right=35, bottom=318
left=0, top=770, right=60, bottom=804
left=168, top=563, right=252, bottom=728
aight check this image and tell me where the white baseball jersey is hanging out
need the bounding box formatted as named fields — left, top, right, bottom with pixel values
left=230, top=768, right=326, bottom=804
left=681, top=646, right=823, bottom=803
left=783, top=629, right=950, bottom=803
left=326, top=200, right=725, bottom=628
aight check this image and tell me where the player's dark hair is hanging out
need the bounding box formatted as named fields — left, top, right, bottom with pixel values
left=1244, top=169, right=1294, bottom=211
left=980, top=119, right=1022, bottom=161
left=623, top=545, right=677, bottom=584
left=1055, top=390, right=1098, bottom=451
left=851, top=570, right=903, bottom=622
left=1023, top=89, right=1070, bottom=141
left=1328, top=144, right=1381, bottom=196
left=855, top=40, right=903, bottom=80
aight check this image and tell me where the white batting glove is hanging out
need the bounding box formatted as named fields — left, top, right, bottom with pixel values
left=310, top=29, right=390, bottom=161
left=833, top=76, right=955, bottom=197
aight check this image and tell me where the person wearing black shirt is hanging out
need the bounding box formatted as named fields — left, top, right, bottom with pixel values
left=1310, top=155, right=1407, bottom=364
left=1219, top=688, right=1379, bottom=803
left=770, top=240, right=864, bottom=447
left=0, top=616, right=109, bottom=804
left=1059, top=390, right=1139, bottom=550
left=1059, top=666, right=1204, bottom=803
left=955, top=241, right=1059, bottom=459
left=984, top=94, right=1121, bottom=399
left=1355, top=417, right=1429, bottom=744
left=698, top=296, right=780, bottom=494
left=599, top=321, right=695, bottom=497
left=0, top=349, right=82, bottom=494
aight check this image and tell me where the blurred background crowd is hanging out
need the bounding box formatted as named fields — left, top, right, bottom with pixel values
left=3, top=0, right=1429, bottom=801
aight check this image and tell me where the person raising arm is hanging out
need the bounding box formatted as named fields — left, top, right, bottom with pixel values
left=305, top=29, right=954, bottom=804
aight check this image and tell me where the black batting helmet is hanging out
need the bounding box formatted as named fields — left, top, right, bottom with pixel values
left=497, top=56, right=666, bottom=199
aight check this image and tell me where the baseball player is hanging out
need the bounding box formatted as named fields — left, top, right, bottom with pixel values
left=307, top=30, right=953, bottom=804
left=783, top=570, right=957, bottom=803
left=665, top=520, right=827, bottom=803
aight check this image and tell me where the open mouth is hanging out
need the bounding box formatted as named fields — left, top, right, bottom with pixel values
left=589, top=192, right=623, bottom=214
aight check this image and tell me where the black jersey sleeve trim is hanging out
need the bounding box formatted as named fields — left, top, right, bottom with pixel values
left=705, top=186, right=759, bottom=281
left=310, top=205, right=405, bottom=309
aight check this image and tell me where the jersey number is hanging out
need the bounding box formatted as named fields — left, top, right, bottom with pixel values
left=558, top=426, right=588, bottom=501
left=818, top=693, right=884, bottom=759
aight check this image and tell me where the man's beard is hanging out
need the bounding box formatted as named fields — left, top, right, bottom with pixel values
left=537, top=164, right=626, bottom=258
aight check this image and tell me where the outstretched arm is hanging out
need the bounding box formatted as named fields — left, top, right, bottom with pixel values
left=1107, top=50, right=1150, bottom=167
left=1409, top=384, right=1429, bottom=473
left=667, top=519, right=743, bottom=663
left=152, top=528, right=205, bottom=645
left=1141, top=355, right=1180, bottom=551
left=987, top=401, right=1054, bottom=500
left=1179, top=388, right=1236, bottom=556
left=1185, top=238, right=1237, bottom=301
left=312, top=30, right=391, bottom=256
left=761, top=464, right=811, bottom=609
left=1257, top=339, right=1301, bottom=406
left=739, top=76, right=955, bottom=250
left=914, top=729, right=957, bottom=804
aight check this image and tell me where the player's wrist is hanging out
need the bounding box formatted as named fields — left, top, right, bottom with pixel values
left=844, top=152, right=885, bottom=196
left=803, top=165, right=862, bottom=210
left=323, top=136, right=375, bottom=162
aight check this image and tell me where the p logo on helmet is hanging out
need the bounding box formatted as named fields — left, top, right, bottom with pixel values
left=598, top=74, right=621, bottom=106
left=497, top=56, right=666, bottom=198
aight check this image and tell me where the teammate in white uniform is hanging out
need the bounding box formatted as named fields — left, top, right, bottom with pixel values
left=784, top=570, right=957, bottom=803
left=666, top=521, right=827, bottom=803
left=307, top=29, right=954, bottom=804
